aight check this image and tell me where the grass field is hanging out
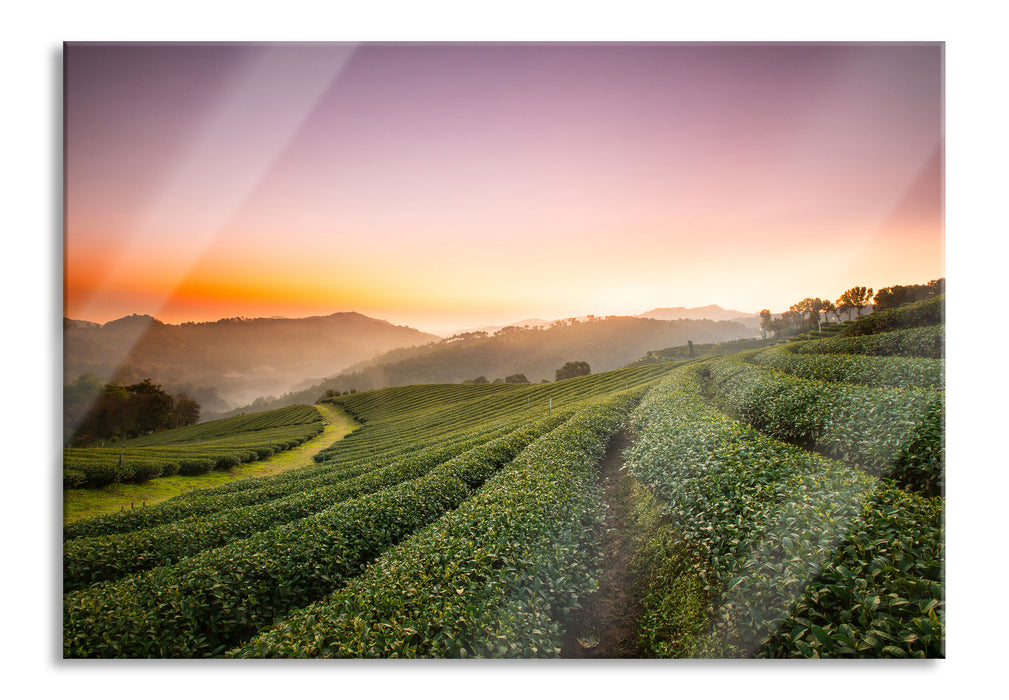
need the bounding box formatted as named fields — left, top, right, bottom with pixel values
left=62, top=403, right=358, bottom=524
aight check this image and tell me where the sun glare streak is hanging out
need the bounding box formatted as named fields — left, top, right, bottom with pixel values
left=65, top=44, right=358, bottom=435
left=711, top=469, right=872, bottom=655
left=710, top=391, right=936, bottom=654
left=65, top=44, right=942, bottom=329
left=72, top=44, right=358, bottom=325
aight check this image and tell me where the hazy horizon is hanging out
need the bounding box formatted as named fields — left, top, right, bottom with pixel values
left=65, top=42, right=943, bottom=334
left=64, top=301, right=765, bottom=338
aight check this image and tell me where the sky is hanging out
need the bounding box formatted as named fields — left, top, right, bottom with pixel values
left=65, top=42, right=943, bottom=336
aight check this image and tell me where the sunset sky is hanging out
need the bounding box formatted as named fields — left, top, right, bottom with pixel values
left=65, top=42, right=943, bottom=335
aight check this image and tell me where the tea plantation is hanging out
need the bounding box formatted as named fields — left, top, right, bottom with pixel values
left=63, top=296, right=943, bottom=658
left=63, top=404, right=326, bottom=489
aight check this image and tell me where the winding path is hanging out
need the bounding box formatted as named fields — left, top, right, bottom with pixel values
left=560, top=431, right=644, bottom=658
left=62, top=404, right=359, bottom=524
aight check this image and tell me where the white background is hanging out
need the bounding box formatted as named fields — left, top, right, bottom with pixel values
left=2, top=1, right=1000, bottom=697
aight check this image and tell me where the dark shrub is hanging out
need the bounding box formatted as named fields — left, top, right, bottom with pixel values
left=63, top=469, right=87, bottom=490
left=82, top=462, right=123, bottom=488
left=256, top=447, right=275, bottom=459
left=216, top=455, right=241, bottom=470
left=129, top=462, right=163, bottom=483
left=178, top=459, right=214, bottom=476
left=555, top=361, right=591, bottom=381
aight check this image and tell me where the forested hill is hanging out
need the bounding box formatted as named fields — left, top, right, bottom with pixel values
left=64, top=312, right=438, bottom=409
left=637, top=304, right=759, bottom=327
left=221, top=316, right=749, bottom=418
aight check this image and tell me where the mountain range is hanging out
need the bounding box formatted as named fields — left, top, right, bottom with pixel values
left=221, top=314, right=752, bottom=418
left=637, top=304, right=759, bottom=326
left=446, top=305, right=757, bottom=336
left=63, top=312, right=438, bottom=409
left=64, top=305, right=758, bottom=414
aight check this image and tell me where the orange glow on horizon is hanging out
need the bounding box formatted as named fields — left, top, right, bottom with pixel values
left=65, top=43, right=943, bottom=333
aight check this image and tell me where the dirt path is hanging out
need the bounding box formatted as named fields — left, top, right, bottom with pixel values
left=560, top=431, right=643, bottom=658
left=63, top=404, right=359, bottom=524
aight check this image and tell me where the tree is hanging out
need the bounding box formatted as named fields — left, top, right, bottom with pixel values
left=760, top=309, right=808, bottom=339
left=71, top=381, right=129, bottom=445
left=71, top=378, right=200, bottom=444
left=505, top=373, right=530, bottom=384
left=462, top=376, right=489, bottom=384
left=555, top=361, right=591, bottom=381
left=837, top=286, right=874, bottom=318
left=789, top=298, right=825, bottom=330
left=127, top=379, right=175, bottom=435
left=828, top=301, right=843, bottom=324
left=171, top=392, right=201, bottom=428
left=759, top=309, right=773, bottom=340
left=64, top=373, right=105, bottom=444
left=773, top=310, right=806, bottom=338
left=820, top=300, right=836, bottom=324
left=873, top=278, right=945, bottom=311
left=855, top=287, right=873, bottom=316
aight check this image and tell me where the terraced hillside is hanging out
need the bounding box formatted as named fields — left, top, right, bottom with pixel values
left=63, top=362, right=675, bottom=657
left=63, top=295, right=944, bottom=658
left=63, top=405, right=327, bottom=489
left=624, top=295, right=944, bottom=657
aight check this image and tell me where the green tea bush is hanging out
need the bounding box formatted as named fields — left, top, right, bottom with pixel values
left=63, top=427, right=509, bottom=542
left=840, top=295, right=943, bottom=337
left=798, top=325, right=943, bottom=359
left=178, top=459, right=214, bottom=476
left=128, top=462, right=163, bottom=483
left=58, top=362, right=734, bottom=542
left=62, top=420, right=563, bottom=593
left=888, top=400, right=944, bottom=497
left=77, top=462, right=125, bottom=488
left=63, top=421, right=559, bottom=657
left=216, top=455, right=241, bottom=470
left=624, top=369, right=863, bottom=655
left=754, top=344, right=943, bottom=389
left=63, top=407, right=326, bottom=491
left=63, top=469, right=87, bottom=490
left=706, top=356, right=944, bottom=493
left=121, top=405, right=323, bottom=447
left=231, top=392, right=642, bottom=658
left=62, top=363, right=683, bottom=654
left=624, top=367, right=944, bottom=657
left=757, top=484, right=944, bottom=658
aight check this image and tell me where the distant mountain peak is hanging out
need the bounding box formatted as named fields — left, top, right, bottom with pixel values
left=637, top=305, right=756, bottom=322
left=64, top=310, right=439, bottom=409
left=102, top=313, right=164, bottom=329
left=63, top=317, right=102, bottom=330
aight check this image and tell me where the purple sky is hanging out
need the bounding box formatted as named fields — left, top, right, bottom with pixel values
left=65, top=42, right=943, bottom=334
